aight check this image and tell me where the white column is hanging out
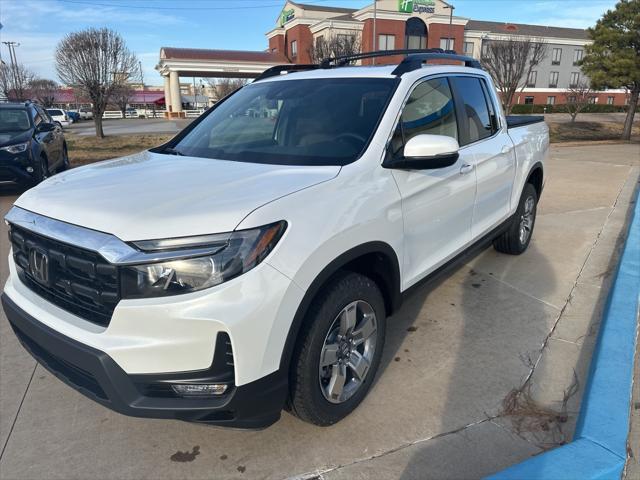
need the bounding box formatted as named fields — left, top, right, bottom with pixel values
left=169, top=70, right=182, bottom=114
left=163, top=74, right=172, bottom=113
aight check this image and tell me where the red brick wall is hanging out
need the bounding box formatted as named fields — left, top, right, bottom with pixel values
left=426, top=23, right=464, bottom=52
left=268, top=34, right=285, bottom=56
left=361, top=18, right=406, bottom=65
left=286, top=25, right=313, bottom=64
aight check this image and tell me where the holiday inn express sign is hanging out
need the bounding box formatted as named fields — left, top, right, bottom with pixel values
left=398, top=0, right=436, bottom=14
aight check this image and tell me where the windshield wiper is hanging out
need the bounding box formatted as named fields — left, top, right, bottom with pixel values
left=162, top=146, right=184, bottom=156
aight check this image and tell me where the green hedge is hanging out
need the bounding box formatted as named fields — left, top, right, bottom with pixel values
left=510, top=104, right=628, bottom=114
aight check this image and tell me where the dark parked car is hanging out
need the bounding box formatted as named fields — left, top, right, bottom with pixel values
left=0, top=102, right=69, bottom=187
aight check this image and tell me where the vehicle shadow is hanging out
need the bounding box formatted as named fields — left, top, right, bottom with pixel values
left=391, top=198, right=636, bottom=479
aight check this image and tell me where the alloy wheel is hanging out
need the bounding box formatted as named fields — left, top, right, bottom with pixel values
left=519, top=195, right=535, bottom=244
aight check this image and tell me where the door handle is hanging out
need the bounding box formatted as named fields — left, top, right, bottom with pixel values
left=460, top=164, right=474, bottom=175
left=501, top=145, right=513, bottom=154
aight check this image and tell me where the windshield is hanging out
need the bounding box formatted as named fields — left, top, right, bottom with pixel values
left=170, top=78, right=397, bottom=166
left=0, top=109, right=31, bottom=133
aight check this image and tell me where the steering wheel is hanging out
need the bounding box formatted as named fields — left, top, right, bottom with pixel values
left=335, top=132, right=367, bottom=147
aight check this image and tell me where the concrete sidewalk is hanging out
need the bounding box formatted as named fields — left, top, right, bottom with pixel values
left=0, top=143, right=638, bottom=480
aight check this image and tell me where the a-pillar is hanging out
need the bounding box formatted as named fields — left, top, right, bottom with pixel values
left=163, top=74, right=172, bottom=118
left=169, top=70, right=184, bottom=118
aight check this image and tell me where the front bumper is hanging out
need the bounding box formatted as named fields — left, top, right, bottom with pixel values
left=0, top=152, right=35, bottom=185
left=2, top=293, right=288, bottom=428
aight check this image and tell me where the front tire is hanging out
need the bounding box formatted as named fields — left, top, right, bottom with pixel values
left=33, top=155, right=49, bottom=185
left=494, top=183, right=538, bottom=255
left=289, top=272, right=386, bottom=426
left=58, top=144, right=70, bottom=172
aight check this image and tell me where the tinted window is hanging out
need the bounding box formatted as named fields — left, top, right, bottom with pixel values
left=450, top=77, right=492, bottom=145
left=402, top=78, right=457, bottom=142
left=171, top=78, right=397, bottom=166
left=0, top=109, right=31, bottom=132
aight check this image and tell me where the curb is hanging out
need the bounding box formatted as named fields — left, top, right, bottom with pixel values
left=487, top=188, right=640, bottom=480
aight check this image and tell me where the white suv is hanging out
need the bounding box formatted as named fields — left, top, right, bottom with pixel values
left=3, top=52, right=548, bottom=429
left=45, top=108, right=70, bottom=127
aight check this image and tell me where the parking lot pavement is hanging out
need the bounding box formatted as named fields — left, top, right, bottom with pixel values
left=0, top=143, right=638, bottom=480
left=67, top=118, right=192, bottom=136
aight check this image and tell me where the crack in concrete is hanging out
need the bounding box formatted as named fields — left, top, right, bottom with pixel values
left=0, top=363, right=37, bottom=462
left=289, top=416, right=498, bottom=480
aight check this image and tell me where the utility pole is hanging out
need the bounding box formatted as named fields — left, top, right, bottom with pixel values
left=2, top=41, right=21, bottom=100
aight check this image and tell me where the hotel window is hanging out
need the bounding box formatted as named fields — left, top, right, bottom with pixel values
left=439, top=38, right=455, bottom=50
left=607, top=96, right=614, bottom=105
left=378, top=34, right=395, bottom=51
left=588, top=96, right=597, bottom=104
left=527, top=70, right=537, bottom=88
left=463, top=42, right=474, bottom=56
left=524, top=96, right=534, bottom=105
left=481, top=42, right=489, bottom=57
left=569, top=72, right=580, bottom=88
left=568, top=96, right=577, bottom=103
left=573, top=49, right=583, bottom=65
left=290, top=40, right=297, bottom=58
left=552, top=48, right=562, bottom=65
left=405, top=17, right=427, bottom=50
left=547, top=96, right=556, bottom=105
left=549, top=71, right=559, bottom=88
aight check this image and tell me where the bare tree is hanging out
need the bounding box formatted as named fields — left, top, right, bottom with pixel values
left=55, top=28, right=138, bottom=138
left=562, top=81, right=595, bottom=122
left=481, top=37, right=548, bottom=114
left=309, top=34, right=361, bottom=63
left=0, top=63, right=35, bottom=101
left=30, top=78, right=59, bottom=107
left=111, top=82, right=135, bottom=118
left=206, top=78, right=246, bottom=101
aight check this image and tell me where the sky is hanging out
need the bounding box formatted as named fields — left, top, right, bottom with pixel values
left=0, top=0, right=618, bottom=87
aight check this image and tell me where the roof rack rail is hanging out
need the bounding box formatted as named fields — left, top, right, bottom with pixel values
left=392, top=52, right=482, bottom=75
left=254, top=63, right=319, bottom=82
left=319, top=48, right=455, bottom=69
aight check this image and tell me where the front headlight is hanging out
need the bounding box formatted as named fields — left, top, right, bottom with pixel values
left=0, top=142, right=29, bottom=154
left=120, top=221, right=286, bottom=299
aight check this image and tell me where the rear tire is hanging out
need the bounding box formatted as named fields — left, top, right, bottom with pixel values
left=289, top=272, right=386, bottom=426
left=493, top=183, right=538, bottom=255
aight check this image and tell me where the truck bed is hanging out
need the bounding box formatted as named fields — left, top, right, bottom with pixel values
left=506, top=115, right=545, bottom=129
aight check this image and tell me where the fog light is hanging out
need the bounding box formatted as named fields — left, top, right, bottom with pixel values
left=26, top=166, right=34, bottom=173
left=171, top=384, right=228, bottom=396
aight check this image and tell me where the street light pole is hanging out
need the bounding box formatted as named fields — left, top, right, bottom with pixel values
left=445, top=5, right=455, bottom=51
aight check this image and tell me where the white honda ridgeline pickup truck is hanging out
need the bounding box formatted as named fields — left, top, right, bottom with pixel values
left=2, top=51, right=548, bottom=429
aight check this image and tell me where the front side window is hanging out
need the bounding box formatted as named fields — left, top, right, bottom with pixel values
left=170, top=78, right=397, bottom=166
left=450, top=76, right=493, bottom=145
left=401, top=77, right=457, bottom=143
left=379, top=34, right=395, bottom=51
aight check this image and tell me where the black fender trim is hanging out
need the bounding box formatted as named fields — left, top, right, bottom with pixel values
left=278, top=241, right=401, bottom=373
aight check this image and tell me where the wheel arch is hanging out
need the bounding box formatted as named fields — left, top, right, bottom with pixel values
left=526, top=162, right=544, bottom=199
left=278, top=241, right=402, bottom=373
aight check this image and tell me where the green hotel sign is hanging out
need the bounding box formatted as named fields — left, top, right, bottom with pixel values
left=279, top=8, right=295, bottom=27
left=398, top=0, right=436, bottom=14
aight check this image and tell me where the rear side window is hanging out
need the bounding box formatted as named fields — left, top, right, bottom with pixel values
left=450, top=77, right=493, bottom=145
left=47, top=109, right=63, bottom=116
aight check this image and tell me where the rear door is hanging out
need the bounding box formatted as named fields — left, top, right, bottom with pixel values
left=449, top=76, right=516, bottom=238
left=388, top=76, right=477, bottom=289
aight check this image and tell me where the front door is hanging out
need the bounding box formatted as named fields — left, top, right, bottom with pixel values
left=389, top=76, right=476, bottom=289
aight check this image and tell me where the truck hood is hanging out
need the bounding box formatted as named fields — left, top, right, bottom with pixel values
left=15, top=150, right=340, bottom=241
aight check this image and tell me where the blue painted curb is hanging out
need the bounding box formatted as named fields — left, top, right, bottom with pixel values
left=487, top=187, right=640, bottom=480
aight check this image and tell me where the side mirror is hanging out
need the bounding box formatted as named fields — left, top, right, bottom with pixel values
left=389, top=134, right=460, bottom=170
left=36, top=123, right=56, bottom=133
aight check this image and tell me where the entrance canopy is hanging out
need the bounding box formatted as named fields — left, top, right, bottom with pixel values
left=156, top=47, right=290, bottom=79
